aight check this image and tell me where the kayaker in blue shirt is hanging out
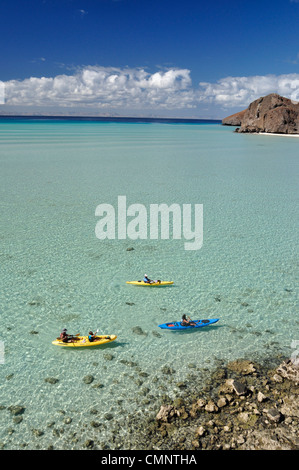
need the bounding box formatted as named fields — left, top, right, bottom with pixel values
left=88, top=331, right=97, bottom=342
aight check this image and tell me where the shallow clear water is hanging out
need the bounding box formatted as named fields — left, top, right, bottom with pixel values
left=0, top=119, right=298, bottom=449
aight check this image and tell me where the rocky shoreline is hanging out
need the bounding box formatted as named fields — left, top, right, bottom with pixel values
left=113, top=356, right=298, bottom=451
left=85, top=354, right=299, bottom=451
left=1, top=354, right=298, bottom=450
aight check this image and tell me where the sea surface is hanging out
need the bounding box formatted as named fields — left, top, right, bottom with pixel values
left=0, top=117, right=298, bottom=449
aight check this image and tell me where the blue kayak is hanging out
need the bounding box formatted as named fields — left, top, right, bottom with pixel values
left=158, top=318, right=219, bottom=330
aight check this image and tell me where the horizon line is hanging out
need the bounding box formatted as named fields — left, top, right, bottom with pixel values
left=0, top=114, right=222, bottom=122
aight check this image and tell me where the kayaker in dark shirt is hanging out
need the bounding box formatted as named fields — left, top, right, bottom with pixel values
left=181, top=314, right=196, bottom=326
left=60, top=329, right=75, bottom=343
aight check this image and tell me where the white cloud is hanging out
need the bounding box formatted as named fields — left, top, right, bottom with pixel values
left=198, top=73, right=299, bottom=108
left=78, top=9, right=88, bottom=16
left=2, top=67, right=299, bottom=114
left=4, top=66, right=195, bottom=110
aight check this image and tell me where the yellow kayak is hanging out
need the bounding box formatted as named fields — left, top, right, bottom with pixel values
left=52, top=335, right=117, bottom=347
left=126, top=281, right=174, bottom=286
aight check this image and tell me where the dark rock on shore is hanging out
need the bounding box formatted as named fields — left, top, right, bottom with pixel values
left=222, top=93, right=299, bottom=134
left=112, top=357, right=299, bottom=450
left=4, top=356, right=298, bottom=450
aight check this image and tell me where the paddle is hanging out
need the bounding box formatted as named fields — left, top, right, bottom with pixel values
left=182, top=316, right=198, bottom=327
left=91, top=329, right=110, bottom=340
left=87, top=329, right=99, bottom=341
left=94, top=329, right=100, bottom=339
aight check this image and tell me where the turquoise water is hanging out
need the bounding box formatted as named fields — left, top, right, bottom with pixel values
left=0, top=119, right=298, bottom=449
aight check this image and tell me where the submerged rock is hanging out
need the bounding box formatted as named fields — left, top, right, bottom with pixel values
left=8, top=406, right=25, bottom=416
left=13, top=416, right=23, bottom=425
left=64, top=417, right=72, bottom=425
left=227, top=359, right=257, bottom=376
left=84, top=439, right=94, bottom=448
left=103, top=353, right=114, bottom=361
left=45, top=377, right=59, bottom=384
left=161, top=366, right=175, bottom=375
left=83, top=375, right=94, bottom=384
left=32, top=428, right=44, bottom=437
left=132, top=326, right=147, bottom=336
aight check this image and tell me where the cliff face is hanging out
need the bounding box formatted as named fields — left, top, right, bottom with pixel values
left=222, top=93, right=299, bottom=134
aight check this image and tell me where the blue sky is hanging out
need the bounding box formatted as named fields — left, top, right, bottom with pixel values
left=1, top=0, right=299, bottom=118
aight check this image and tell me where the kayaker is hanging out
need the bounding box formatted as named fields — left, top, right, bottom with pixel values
left=181, top=314, right=196, bottom=326
left=143, top=274, right=153, bottom=283
left=60, top=329, right=75, bottom=343
left=88, top=331, right=98, bottom=342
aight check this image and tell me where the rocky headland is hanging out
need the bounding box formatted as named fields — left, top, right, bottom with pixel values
left=222, top=93, right=299, bottom=134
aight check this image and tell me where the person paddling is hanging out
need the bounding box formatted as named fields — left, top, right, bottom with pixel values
left=181, top=314, right=196, bottom=326
left=88, top=331, right=98, bottom=342
left=60, top=329, right=76, bottom=343
left=143, top=274, right=153, bottom=283
left=143, top=274, right=161, bottom=284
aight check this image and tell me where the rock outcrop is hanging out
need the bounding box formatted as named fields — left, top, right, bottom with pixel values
left=222, top=93, right=299, bottom=134
left=222, top=109, right=246, bottom=126
left=152, top=358, right=299, bottom=450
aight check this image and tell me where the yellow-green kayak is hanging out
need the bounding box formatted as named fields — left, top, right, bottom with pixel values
left=126, top=281, right=173, bottom=286
left=52, top=335, right=117, bottom=347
